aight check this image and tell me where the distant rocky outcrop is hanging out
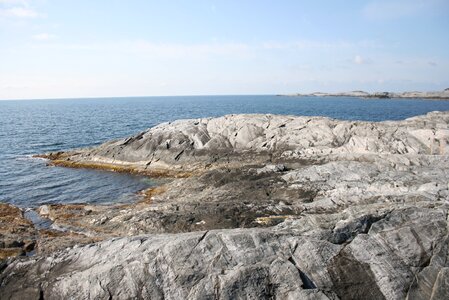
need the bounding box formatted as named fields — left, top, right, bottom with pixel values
left=282, top=89, right=449, bottom=100
left=1, top=112, right=449, bottom=299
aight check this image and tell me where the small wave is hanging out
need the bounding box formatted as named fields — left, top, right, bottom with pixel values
left=15, top=154, right=49, bottom=162
left=29, top=142, right=64, bottom=147
left=38, top=179, right=77, bottom=191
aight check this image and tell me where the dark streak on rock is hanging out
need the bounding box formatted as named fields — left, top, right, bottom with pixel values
left=174, top=150, right=185, bottom=161
left=288, top=257, right=317, bottom=289
left=328, top=249, right=385, bottom=300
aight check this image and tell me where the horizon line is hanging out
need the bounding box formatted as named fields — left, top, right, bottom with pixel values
left=1, top=88, right=448, bottom=101
left=0, top=93, right=273, bottom=102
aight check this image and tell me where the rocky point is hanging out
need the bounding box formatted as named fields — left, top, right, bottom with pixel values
left=1, top=112, right=449, bottom=299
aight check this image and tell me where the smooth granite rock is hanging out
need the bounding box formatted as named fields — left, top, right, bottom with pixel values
left=42, top=111, right=449, bottom=171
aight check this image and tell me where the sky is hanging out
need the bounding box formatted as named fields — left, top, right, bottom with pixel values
left=0, top=0, right=449, bottom=100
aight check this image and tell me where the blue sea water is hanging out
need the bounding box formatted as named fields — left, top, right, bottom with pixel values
left=1, top=95, right=449, bottom=208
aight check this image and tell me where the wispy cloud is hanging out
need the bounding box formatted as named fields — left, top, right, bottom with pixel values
left=354, top=55, right=365, bottom=65
left=32, top=33, right=57, bottom=41
left=262, top=39, right=383, bottom=50
left=0, top=6, right=38, bottom=17
left=0, top=0, right=29, bottom=4
left=32, top=40, right=251, bottom=59
left=392, top=58, right=442, bottom=68
left=0, top=0, right=41, bottom=18
left=363, top=0, right=448, bottom=20
left=128, top=40, right=250, bottom=58
left=31, top=39, right=386, bottom=62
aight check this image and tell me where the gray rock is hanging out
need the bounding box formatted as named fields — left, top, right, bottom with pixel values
left=1, top=205, right=448, bottom=299
left=41, top=111, right=449, bottom=177
left=2, top=111, right=449, bottom=299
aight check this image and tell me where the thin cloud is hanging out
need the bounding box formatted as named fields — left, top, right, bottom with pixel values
left=0, top=0, right=29, bottom=4
left=354, top=55, right=364, bottom=65
left=31, top=40, right=251, bottom=59
left=32, top=33, right=57, bottom=41
left=353, top=55, right=374, bottom=65
left=129, top=41, right=250, bottom=58
left=0, top=6, right=38, bottom=18
left=363, top=0, right=448, bottom=20
left=262, top=39, right=383, bottom=50
left=262, top=41, right=286, bottom=50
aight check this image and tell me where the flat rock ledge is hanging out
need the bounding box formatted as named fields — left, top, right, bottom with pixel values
left=2, top=112, right=449, bottom=299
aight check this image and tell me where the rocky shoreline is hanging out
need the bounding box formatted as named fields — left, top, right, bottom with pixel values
left=1, top=112, right=449, bottom=299
left=281, top=88, right=449, bottom=100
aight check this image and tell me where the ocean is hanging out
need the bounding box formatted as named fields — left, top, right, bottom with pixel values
left=1, top=95, right=449, bottom=208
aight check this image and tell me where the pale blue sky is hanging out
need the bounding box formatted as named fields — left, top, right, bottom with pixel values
left=1, top=0, right=448, bottom=100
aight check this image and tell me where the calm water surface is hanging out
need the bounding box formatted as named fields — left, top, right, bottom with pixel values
left=1, top=95, right=449, bottom=208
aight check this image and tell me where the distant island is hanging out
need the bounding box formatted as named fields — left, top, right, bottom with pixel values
left=280, top=88, right=449, bottom=99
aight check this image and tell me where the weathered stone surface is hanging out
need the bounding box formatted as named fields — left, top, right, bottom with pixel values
left=41, top=111, right=449, bottom=172
left=2, top=112, right=449, bottom=299
left=1, top=206, right=448, bottom=299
